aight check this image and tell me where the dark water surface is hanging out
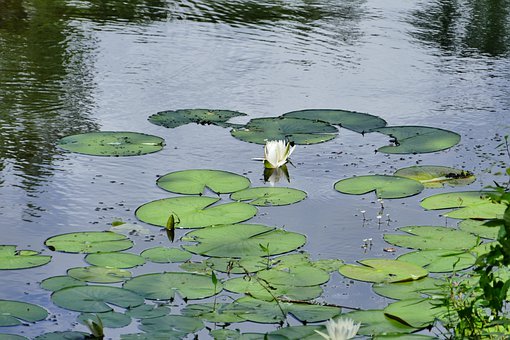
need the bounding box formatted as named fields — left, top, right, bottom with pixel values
left=1, top=0, right=510, bottom=338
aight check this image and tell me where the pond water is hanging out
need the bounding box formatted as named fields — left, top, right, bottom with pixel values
left=1, top=0, right=510, bottom=338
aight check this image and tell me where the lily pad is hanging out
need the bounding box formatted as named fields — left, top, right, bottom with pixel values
left=45, top=231, right=133, bottom=253
left=135, top=196, right=257, bottom=229
left=266, top=325, right=326, bottom=340
left=383, top=226, right=479, bottom=250
left=40, top=275, right=87, bottom=291
left=78, top=311, right=131, bottom=328
left=458, top=219, right=499, bottom=239
left=0, top=335, right=27, bottom=340
left=374, top=126, right=460, bottom=154
left=334, top=175, right=424, bottom=199
left=205, top=256, right=268, bottom=274
left=346, top=310, right=418, bottom=335
left=157, top=169, right=250, bottom=195
left=372, top=277, right=445, bottom=300
left=51, top=286, right=144, bottom=313
left=57, top=131, right=164, bottom=156
left=125, top=304, right=170, bottom=319
left=397, top=249, right=475, bottom=272
left=231, top=117, right=338, bottom=145
left=384, top=298, right=447, bottom=328
left=140, top=246, right=192, bottom=263
left=283, top=108, right=387, bottom=133
left=182, top=223, right=306, bottom=258
left=338, top=259, right=428, bottom=283
left=148, top=109, right=246, bottom=128
left=230, top=187, right=307, bottom=206
left=420, top=191, right=506, bottom=219
left=0, top=245, right=51, bottom=270
left=34, top=332, right=89, bottom=340
left=84, top=252, right=145, bottom=269
left=138, top=315, right=204, bottom=337
left=0, top=300, right=48, bottom=326
left=123, top=272, right=222, bottom=300
left=181, top=303, right=245, bottom=323
left=67, top=266, right=132, bottom=283
left=394, top=166, right=475, bottom=188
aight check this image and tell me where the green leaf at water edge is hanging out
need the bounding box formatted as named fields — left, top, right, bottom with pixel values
left=383, top=298, right=447, bottom=328
left=398, top=249, right=475, bottom=273
left=84, top=252, right=146, bottom=268
left=338, top=259, right=428, bottom=283
left=0, top=245, right=51, bottom=270
left=67, top=266, right=132, bottom=283
left=334, top=175, right=424, bottom=199
left=78, top=311, right=131, bottom=328
left=458, top=219, right=499, bottom=239
left=393, top=165, right=475, bottom=188
left=148, top=109, right=246, bottom=128
left=0, top=300, right=48, bottom=326
left=372, top=277, right=445, bottom=300
left=135, top=196, right=257, bottom=229
left=230, top=187, right=307, bottom=206
left=140, top=246, right=192, bottom=263
left=138, top=315, right=204, bottom=337
left=345, top=309, right=418, bottom=335
left=383, top=226, right=479, bottom=250
left=40, top=275, right=87, bottom=291
left=45, top=231, right=133, bottom=253
left=57, top=131, right=164, bottom=156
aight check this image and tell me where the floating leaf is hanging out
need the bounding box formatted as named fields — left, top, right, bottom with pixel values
left=231, top=117, right=337, bottom=145
left=421, top=191, right=506, bottom=219
left=45, top=231, right=133, bottom=253
left=123, top=272, right=222, bottom=300
left=140, top=247, right=192, bottom=263
left=384, top=298, right=447, bottom=328
left=68, top=266, right=132, bottom=283
left=148, top=109, right=246, bottom=128
left=334, top=175, right=424, bottom=199
left=339, top=259, right=428, bottom=283
left=182, top=223, right=306, bottom=258
left=138, top=315, right=204, bottom=337
left=0, top=245, right=51, bottom=270
left=0, top=300, right=48, bottom=326
left=266, top=325, right=326, bottom=340
left=384, top=226, right=479, bottom=250
left=78, top=311, right=131, bottom=328
left=51, top=286, right=144, bottom=313
left=125, top=304, right=170, bottom=319
left=398, top=249, right=475, bottom=272
left=230, top=187, right=307, bottom=206
left=57, top=131, right=164, bottom=156
left=34, top=332, right=89, bottom=340
left=157, top=169, right=250, bottom=195
left=181, top=303, right=245, bottom=323
left=135, top=196, right=257, bottom=229
left=209, top=329, right=242, bottom=339
left=311, top=259, right=345, bottom=272
left=346, top=310, right=418, bottom=335
left=40, top=275, right=87, bottom=291
left=85, top=252, right=145, bottom=269
left=283, top=108, right=387, bottom=133
left=393, top=166, right=475, bottom=188
left=205, top=256, right=267, bottom=274
left=374, top=126, right=460, bottom=154
left=0, top=335, right=28, bottom=340
left=373, top=277, right=445, bottom=300
left=458, top=219, right=498, bottom=239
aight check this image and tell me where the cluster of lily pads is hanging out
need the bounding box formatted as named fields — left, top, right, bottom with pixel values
left=1, top=108, right=501, bottom=339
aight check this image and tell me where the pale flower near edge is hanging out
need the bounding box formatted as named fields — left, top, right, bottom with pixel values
left=315, top=317, right=361, bottom=340
left=264, top=140, right=295, bottom=169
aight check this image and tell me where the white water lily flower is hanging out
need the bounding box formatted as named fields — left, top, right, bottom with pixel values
left=264, top=140, right=295, bottom=169
left=315, top=317, right=361, bottom=340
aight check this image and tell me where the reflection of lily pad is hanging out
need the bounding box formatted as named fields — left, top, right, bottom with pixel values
left=384, top=298, right=447, bottom=328
left=283, top=109, right=387, bottom=133
left=68, top=266, right=132, bottom=283
left=334, top=175, right=424, bottom=199
left=394, top=166, right=475, bottom=188
left=0, top=245, right=51, bottom=270
left=230, top=187, right=307, bottom=206
left=458, top=219, right=499, bottom=239
left=148, top=109, right=246, bottom=128
left=85, top=252, right=145, bottom=269
left=182, top=223, right=306, bottom=258
left=339, top=259, right=428, bottom=283
left=157, top=169, right=250, bottom=195
left=374, top=126, right=460, bottom=154
left=141, top=247, right=192, bottom=263
left=346, top=309, right=417, bottom=335
left=398, top=249, right=475, bottom=272
left=45, top=231, right=133, bottom=253
left=57, top=131, right=164, bottom=156
left=0, top=300, right=48, bottom=326
left=135, top=196, right=257, bottom=229
left=384, top=226, right=479, bottom=250
left=231, top=117, right=337, bottom=145
left=373, top=277, right=444, bottom=300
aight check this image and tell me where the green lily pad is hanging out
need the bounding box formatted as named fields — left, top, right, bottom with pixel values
left=138, top=315, right=204, bottom=337
left=0, top=245, right=51, bottom=270
left=394, top=166, right=475, bottom=188
left=125, top=304, right=171, bottom=319
left=0, top=335, right=27, bottom=340
left=420, top=191, right=506, bottom=219
left=182, top=223, right=306, bottom=258
left=78, top=311, right=131, bottom=328
left=148, top=109, right=246, bottom=128
left=266, top=325, right=325, bottom=340
left=205, top=256, right=268, bottom=274
left=181, top=303, right=245, bottom=323
left=383, top=226, right=479, bottom=250
left=45, top=231, right=133, bottom=253
left=57, top=131, right=164, bottom=156
left=230, top=187, right=307, bottom=206
left=345, top=310, right=418, bottom=335
left=84, top=252, right=145, bottom=269
left=283, top=108, right=387, bottom=133
left=374, top=126, right=460, bottom=154
left=231, top=117, right=338, bottom=145
left=34, top=332, right=89, bottom=340
left=397, top=249, right=475, bottom=272
left=339, top=259, right=428, bottom=283
left=68, top=266, right=132, bottom=283
left=157, top=169, right=250, bottom=195
left=334, top=175, right=424, bottom=199
left=141, top=246, right=192, bottom=263
left=51, top=286, right=144, bottom=313
left=458, top=219, right=499, bottom=239
left=123, top=272, right=222, bottom=300
left=374, top=335, right=437, bottom=339
left=312, top=259, right=345, bottom=272
left=384, top=298, right=447, bottom=328
left=40, top=275, right=87, bottom=291
left=372, top=277, right=445, bottom=300
left=135, top=196, right=257, bottom=229
left=0, top=300, right=48, bottom=326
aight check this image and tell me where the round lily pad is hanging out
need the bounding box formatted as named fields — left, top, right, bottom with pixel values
left=0, top=300, right=48, bottom=326
left=393, top=166, right=475, bottom=188
left=0, top=245, right=51, bottom=270
left=374, top=126, right=460, bottom=154
left=397, top=249, right=475, bottom=272
left=181, top=303, right=245, bottom=323
left=458, top=219, right=499, bottom=239
left=372, top=277, right=445, bottom=300
left=0, top=335, right=28, bottom=340
left=339, top=259, right=428, bottom=283
left=68, top=266, right=132, bottom=283
left=84, top=252, right=146, bottom=269
left=231, top=117, right=338, bottom=145
left=334, top=175, right=424, bottom=199
left=125, top=304, right=171, bottom=319
left=182, top=223, right=306, bottom=258
left=57, top=131, right=164, bottom=156
left=205, top=256, right=268, bottom=274
left=34, top=332, right=89, bottom=340
left=138, top=315, right=204, bottom=337
left=51, top=285, right=144, bottom=313
left=40, top=275, right=87, bottom=291
left=135, top=196, right=257, bottom=229
left=383, top=226, right=479, bottom=250
left=230, top=187, right=307, bottom=206
left=45, top=231, right=133, bottom=253
left=384, top=298, right=447, bottom=328
left=78, top=311, right=131, bottom=328
left=157, top=169, right=250, bottom=195
left=283, top=108, right=387, bottom=133
left=345, top=309, right=417, bottom=335
left=140, top=247, right=192, bottom=263
left=148, top=109, right=246, bottom=128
